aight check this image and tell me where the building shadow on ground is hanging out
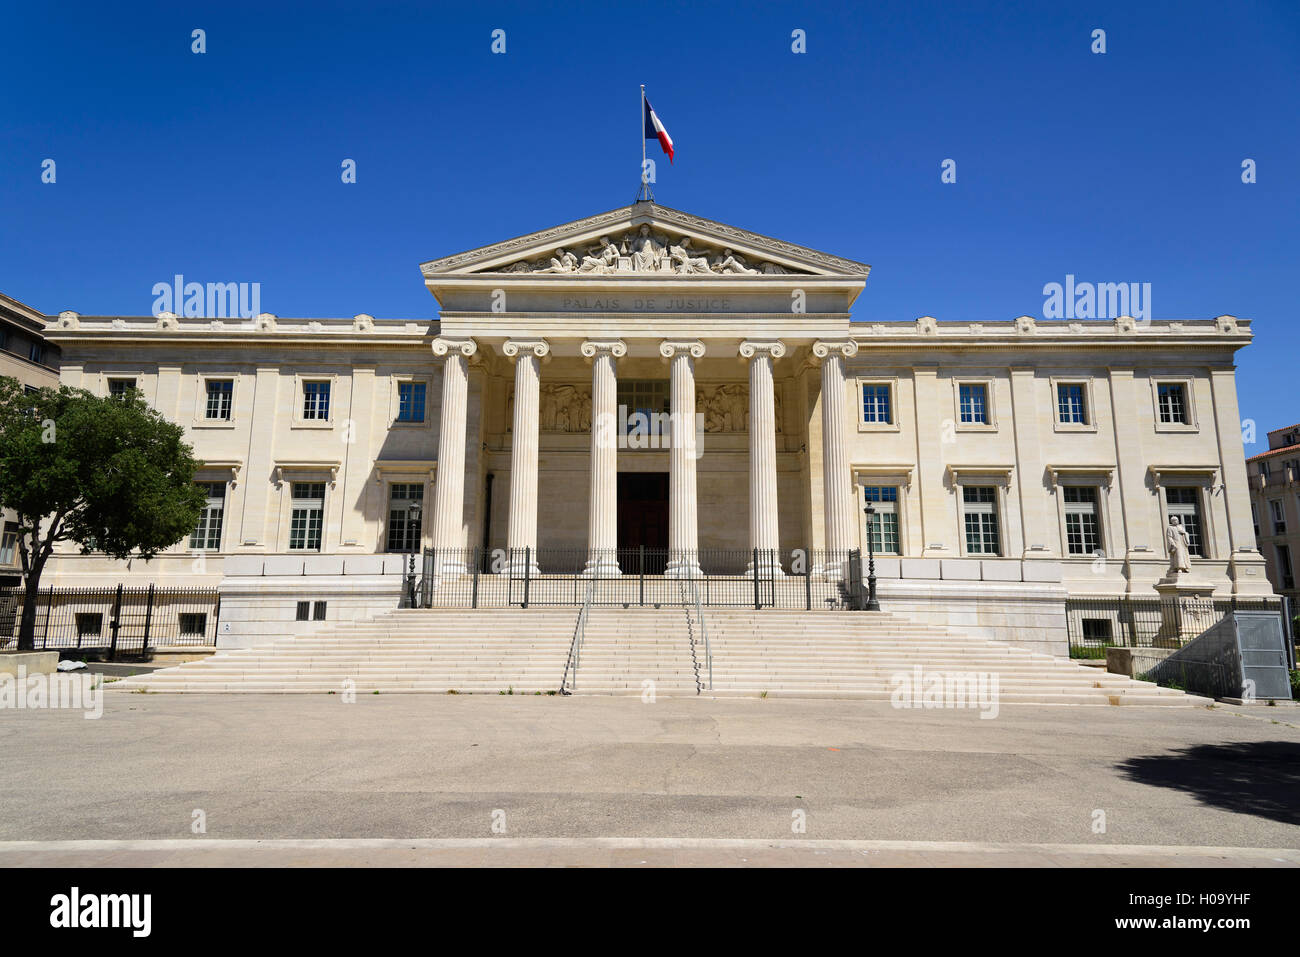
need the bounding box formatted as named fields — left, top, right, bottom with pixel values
left=1117, top=741, right=1300, bottom=826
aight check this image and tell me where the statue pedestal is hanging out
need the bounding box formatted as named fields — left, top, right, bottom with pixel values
left=1153, top=575, right=1216, bottom=648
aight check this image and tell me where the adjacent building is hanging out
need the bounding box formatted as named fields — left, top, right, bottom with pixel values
left=0, top=292, right=60, bottom=586
left=33, top=202, right=1272, bottom=651
left=1246, top=425, right=1300, bottom=605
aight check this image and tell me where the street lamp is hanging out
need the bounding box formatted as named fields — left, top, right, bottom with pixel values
left=862, top=502, right=881, bottom=611
left=405, top=500, right=423, bottom=609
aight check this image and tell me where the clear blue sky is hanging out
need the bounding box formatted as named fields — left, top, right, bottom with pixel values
left=2, top=1, right=1296, bottom=448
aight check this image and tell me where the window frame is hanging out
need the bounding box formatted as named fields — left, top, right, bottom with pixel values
left=856, top=379, right=899, bottom=432
left=1151, top=377, right=1199, bottom=432
left=959, top=484, right=1003, bottom=556
left=1050, top=377, right=1097, bottom=432
left=385, top=482, right=426, bottom=553
left=1061, top=485, right=1104, bottom=557
left=287, top=481, right=327, bottom=552
left=860, top=485, right=901, bottom=555
left=293, top=374, right=338, bottom=428
left=193, top=374, right=239, bottom=427
left=1162, top=485, right=1209, bottom=559
left=952, top=378, right=998, bottom=432
left=189, top=481, right=227, bottom=552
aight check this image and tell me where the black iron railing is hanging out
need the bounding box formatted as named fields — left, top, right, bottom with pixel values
left=419, top=546, right=867, bottom=611
left=0, top=585, right=221, bottom=656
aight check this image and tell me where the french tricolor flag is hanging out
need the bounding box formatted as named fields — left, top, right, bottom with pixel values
left=644, top=95, right=674, bottom=164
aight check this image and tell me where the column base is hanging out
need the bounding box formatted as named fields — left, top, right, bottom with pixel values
left=665, top=558, right=703, bottom=579
left=582, top=554, right=622, bottom=578
left=501, top=558, right=540, bottom=578
left=745, top=555, right=786, bottom=578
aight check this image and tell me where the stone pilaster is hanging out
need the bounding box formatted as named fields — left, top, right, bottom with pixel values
left=582, top=340, right=626, bottom=576
left=813, top=339, right=858, bottom=580
left=740, top=340, right=786, bottom=577
left=503, top=339, right=549, bottom=575
left=661, top=340, right=705, bottom=578
left=430, top=337, right=476, bottom=576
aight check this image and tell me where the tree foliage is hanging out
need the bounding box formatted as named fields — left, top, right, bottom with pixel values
left=0, top=377, right=206, bottom=649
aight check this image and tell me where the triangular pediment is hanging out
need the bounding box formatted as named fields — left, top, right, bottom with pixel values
left=419, top=203, right=870, bottom=279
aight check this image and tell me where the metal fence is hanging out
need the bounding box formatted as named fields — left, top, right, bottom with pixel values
left=419, top=547, right=869, bottom=611
left=0, top=585, right=221, bottom=657
left=1065, top=595, right=1287, bottom=659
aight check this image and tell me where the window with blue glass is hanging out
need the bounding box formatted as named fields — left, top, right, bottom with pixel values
left=302, top=381, right=331, bottom=420
left=861, top=384, right=892, bottom=424
left=862, top=486, right=900, bottom=554
left=1056, top=383, right=1087, bottom=424
left=959, top=383, right=988, bottom=424
left=397, top=382, right=426, bottom=423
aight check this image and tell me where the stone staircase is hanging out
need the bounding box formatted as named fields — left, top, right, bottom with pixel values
left=106, top=606, right=1204, bottom=706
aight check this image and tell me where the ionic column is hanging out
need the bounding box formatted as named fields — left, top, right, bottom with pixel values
left=813, top=339, right=859, bottom=581
left=503, top=339, right=549, bottom=575
left=661, top=340, right=705, bottom=578
left=740, top=340, right=786, bottom=577
left=582, top=340, right=627, bottom=576
left=430, top=337, right=477, bottom=576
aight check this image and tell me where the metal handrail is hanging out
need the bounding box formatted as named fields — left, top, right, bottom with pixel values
left=559, top=576, right=596, bottom=694
left=688, top=574, right=712, bottom=691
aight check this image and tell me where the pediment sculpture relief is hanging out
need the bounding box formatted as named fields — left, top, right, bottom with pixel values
left=695, top=383, right=783, bottom=433
left=491, top=225, right=797, bottom=276
left=507, top=383, right=593, bottom=433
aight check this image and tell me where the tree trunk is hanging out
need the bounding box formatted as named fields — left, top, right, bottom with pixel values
left=16, top=555, right=47, bottom=653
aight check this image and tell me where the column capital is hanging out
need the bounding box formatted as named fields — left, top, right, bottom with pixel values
left=660, top=339, right=705, bottom=360
left=431, top=337, right=477, bottom=358
left=502, top=338, right=550, bottom=360
left=738, top=339, right=786, bottom=361
left=811, top=339, right=859, bottom=360
left=581, top=339, right=627, bottom=360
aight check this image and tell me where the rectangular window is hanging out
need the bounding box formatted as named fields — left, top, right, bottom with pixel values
left=313, top=601, right=327, bottom=621
left=1278, top=545, right=1295, bottom=590
left=178, top=613, right=208, bottom=637
left=959, top=384, right=989, bottom=424
left=288, top=482, right=325, bottom=551
left=1081, top=618, right=1113, bottom=645
left=616, top=380, right=669, bottom=434
left=1270, top=500, right=1286, bottom=534
left=29, top=342, right=44, bottom=364
left=396, top=382, right=426, bottom=423
left=1157, top=383, right=1188, bottom=424
left=1165, top=487, right=1205, bottom=557
left=1252, top=503, right=1260, bottom=539
left=1056, top=383, right=1088, bottom=424
left=205, top=380, right=234, bottom=420
left=962, top=486, right=1001, bottom=555
left=108, top=378, right=136, bottom=400
left=302, top=381, right=331, bottom=420
left=386, top=483, right=425, bottom=553
left=1260, top=460, right=1271, bottom=479
left=75, top=613, right=103, bottom=638
left=861, top=384, right=892, bottom=424
left=862, top=486, right=899, bottom=554
left=0, top=523, right=18, bottom=566
left=189, top=482, right=226, bottom=551
left=295, top=601, right=311, bottom=621
left=1062, top=486, right=1101, bottom=555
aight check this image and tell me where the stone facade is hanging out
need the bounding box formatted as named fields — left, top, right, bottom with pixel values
left=35, top=202, right=1271, bottom=650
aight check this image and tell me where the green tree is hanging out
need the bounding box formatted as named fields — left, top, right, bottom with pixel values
left=0, top=378, right=206, bottom=651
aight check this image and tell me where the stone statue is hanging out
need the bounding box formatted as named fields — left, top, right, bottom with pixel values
left=669, top=237, right=712, bottom=274
left=712, top=248, right=758, bottom=275
left=632, top=225, right=663, bottom=272
left=577, top=236, right=619, bottom=273
left=1166, top=515, right=1191, bottom=575
left=536, top=249, right=578, bottom=274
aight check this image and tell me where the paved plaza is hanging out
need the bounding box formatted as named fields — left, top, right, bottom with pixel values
left=1, top=694, right=1297, bottom=865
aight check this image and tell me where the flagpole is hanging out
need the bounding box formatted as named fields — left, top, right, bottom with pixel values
left=639, top=84, right=647, bottom=202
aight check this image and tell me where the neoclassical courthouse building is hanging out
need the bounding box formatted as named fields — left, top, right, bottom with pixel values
left=39, top=202, right=1271, bottom=651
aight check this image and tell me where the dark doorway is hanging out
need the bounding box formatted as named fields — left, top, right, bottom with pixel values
left=618, top=473, right=669, bottom=571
